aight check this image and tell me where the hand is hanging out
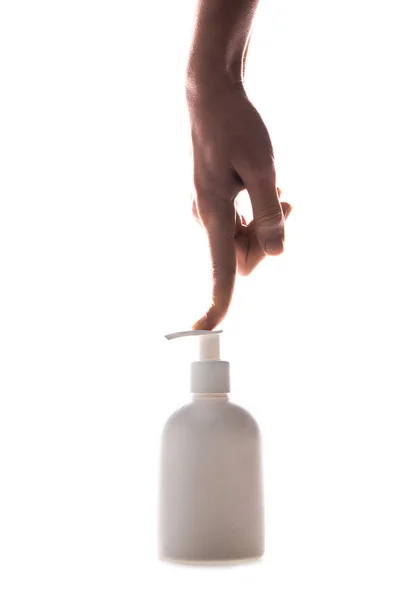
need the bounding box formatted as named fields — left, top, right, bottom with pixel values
left=188, top=81, right=292, bottom=330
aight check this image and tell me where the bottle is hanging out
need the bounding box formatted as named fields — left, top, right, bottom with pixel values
left=158, top=329, right=264, bottom=564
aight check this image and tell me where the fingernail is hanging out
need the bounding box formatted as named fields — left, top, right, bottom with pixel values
left=284, top=205, right=292, bottom=218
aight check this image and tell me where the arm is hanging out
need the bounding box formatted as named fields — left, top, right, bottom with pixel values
left=187, top=0, right=292, bottom=330
left=187, top=0, right=258, bottom=87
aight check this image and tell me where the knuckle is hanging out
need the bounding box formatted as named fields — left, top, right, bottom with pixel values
left=255, top=208, right=284, bottom=233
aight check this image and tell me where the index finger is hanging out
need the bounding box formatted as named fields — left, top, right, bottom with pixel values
left=193, top=197, right=237, bottom=330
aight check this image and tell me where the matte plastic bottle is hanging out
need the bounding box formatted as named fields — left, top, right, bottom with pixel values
left=159, top=330, right=264, bottom=564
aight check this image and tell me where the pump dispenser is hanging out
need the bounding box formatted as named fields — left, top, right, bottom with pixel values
left=165, top=329, right=229, bottom=394
left=159, top=330, right=264, bottom=564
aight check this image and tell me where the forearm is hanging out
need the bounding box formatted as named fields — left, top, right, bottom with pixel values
left=186, top=0, right=260, bottom=89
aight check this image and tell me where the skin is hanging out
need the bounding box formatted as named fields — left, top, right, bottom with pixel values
left=186, top=0, right=292, bottom=330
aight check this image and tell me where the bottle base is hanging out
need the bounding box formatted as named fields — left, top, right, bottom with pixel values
left=159, top=554, right=264, bottom=567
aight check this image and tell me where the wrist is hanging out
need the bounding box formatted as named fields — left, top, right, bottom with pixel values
left=186, top=45, right=244, bottom=79
left=185, top=58, right=245, bottom=106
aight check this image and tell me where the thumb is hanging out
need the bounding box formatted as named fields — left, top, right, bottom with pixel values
left=237, top=156, right=291, bottom=255
left=249, top=179, right=287, bottom=255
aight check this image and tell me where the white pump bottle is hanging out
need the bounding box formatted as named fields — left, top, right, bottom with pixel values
left=158, top=330, right=264, bottom=564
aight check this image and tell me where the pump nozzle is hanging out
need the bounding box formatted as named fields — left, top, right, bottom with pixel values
left=165, top=330, right=229, bottom=394
left=165, top=330, right=222, bottom=360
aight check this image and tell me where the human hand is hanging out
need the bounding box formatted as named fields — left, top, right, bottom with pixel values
left=188, top=81, right=292, bottom=330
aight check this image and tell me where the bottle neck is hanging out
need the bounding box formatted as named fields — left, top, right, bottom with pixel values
left=190, top=360, right=230, bottom=394
left=192, top=393, right=229, bottom=403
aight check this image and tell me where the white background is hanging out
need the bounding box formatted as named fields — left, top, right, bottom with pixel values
left=1, top=0, right=399, bottom=598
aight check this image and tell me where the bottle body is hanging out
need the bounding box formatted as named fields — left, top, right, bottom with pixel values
left=158, top=395, right=264, bottom=563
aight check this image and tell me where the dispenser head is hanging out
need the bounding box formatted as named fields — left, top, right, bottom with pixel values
left=165, top=330, right=229, bottom=394
left=165, top=330, right=222, bottom=360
